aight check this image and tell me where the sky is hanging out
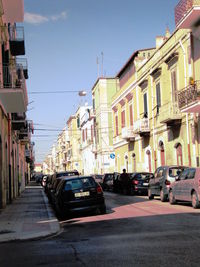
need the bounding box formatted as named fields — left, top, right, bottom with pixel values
left=23, top=0, right=179, bottom=162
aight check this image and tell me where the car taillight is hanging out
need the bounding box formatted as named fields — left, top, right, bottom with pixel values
left=132, top=180, right=139, bottom=185
left=165, top=180, right=171, bottom=186
left=97, top=185, right=103, bottom=194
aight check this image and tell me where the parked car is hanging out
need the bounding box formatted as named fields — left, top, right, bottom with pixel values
left=92, top=174, right=103, bottom=187
left=148, top=165, right=188, bottom=202
left=35, top=173, right=43, bottom=184
left=169, top=167, right=200, bottom=209
left=128, top=172, right=153, bottom=195
left=46, top=170, right=79, bottom=201
left=114, top=172, right=153, bottom=195
left=54, top=175, right=106, bottom=218
left=102, top=172, right=119, bottom=191
left=42, top=175, right=49, bottom=187
left=102, top=173, right=115, bottom=191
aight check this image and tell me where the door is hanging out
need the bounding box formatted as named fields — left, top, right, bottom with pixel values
left=179, top=168, right=195, bottom=201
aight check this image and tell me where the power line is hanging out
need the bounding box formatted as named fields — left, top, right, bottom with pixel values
left=28, top=90, right=88, bottom=95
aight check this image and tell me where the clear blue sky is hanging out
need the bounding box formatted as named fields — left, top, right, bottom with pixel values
left=24, top=0, right=179, bottom=162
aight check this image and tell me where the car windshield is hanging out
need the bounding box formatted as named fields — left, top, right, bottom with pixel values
left=168, top=167, right=185, bottom=178
left=64, top=177, right=95, bottom=191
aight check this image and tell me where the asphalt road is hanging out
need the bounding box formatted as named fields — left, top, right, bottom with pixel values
left=1, top=192, right=200, bottom=267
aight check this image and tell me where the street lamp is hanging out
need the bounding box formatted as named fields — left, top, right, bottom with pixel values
left=78, top=90, right=87, bottom=97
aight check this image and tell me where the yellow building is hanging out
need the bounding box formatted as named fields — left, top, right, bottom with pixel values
left=112, top=22, right=199, bottom=172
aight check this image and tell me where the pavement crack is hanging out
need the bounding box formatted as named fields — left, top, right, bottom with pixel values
left=70, top=244, right=86, bottom=267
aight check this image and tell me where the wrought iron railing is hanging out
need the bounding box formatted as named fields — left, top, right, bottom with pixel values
left=175, top=0, right=200, bottom=26
left=178, top=80, right=200, bottom=109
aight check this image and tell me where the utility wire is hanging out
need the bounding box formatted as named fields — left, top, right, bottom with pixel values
left=28, top=90, right=87, bottom=94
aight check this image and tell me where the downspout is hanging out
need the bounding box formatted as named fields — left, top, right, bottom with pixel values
left=179, top=39, right=191, bottom=166
left=191, top=33, right=199, bottom=167
left=150, top=75, right=156, bottom=170
left=8, top=114, right=12, bottom=202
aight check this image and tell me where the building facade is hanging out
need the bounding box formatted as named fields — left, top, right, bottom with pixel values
left=0, top=0, right=32, bottom=208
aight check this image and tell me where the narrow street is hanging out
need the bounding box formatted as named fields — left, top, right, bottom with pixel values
left=1, top=192, right=200, bottom=267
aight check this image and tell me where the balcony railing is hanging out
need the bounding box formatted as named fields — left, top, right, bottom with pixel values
left=175, top=0, right=200, bottom=28
left=178, top=81, right=200, bottom=112
left=159, top=102, right=182, bottom=124
left=0, top=63, right=28, bottom=112
left=16, top=58, right=28, bottom=79
left=133, top=118, right=150, bottom=135
left=121, top=126, right=136, bottom=140
left=11, top=112, right=26, bottom=130
left=9, top=25, right=25, bottom=56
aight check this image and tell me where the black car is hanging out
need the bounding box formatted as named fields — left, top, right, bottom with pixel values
left=129, top=172, right=153, bottom=195
left=46, top=170, right=79, bottom=201
left=54, top=175, right=106, bottom=218
left=115, top=172, right=153, bottom=195
left=148, top=165, right=188, bottom=201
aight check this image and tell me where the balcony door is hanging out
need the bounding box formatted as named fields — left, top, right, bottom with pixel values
left=171, top=68, right=177, bottom=102
left=146, top=150, right=152, bottom=172
left=175, top=143, right=183, bottom=165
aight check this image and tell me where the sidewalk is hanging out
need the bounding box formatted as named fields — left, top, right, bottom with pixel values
left=0, top=181, right=60, bottom=243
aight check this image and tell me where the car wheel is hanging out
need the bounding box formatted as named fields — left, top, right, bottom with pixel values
left=148, top=188, right=154, bottom=200
left=160, top=189, right=167, bottom=202
left=169, top=190, right=176, bottom=205
left=192, top=192, right=200, bottom=209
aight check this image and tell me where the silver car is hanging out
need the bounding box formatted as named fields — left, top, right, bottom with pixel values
left=169, top=167, right=200, bottom=209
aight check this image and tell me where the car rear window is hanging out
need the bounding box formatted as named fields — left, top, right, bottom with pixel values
left=57, top=171, right=79, bottom=178
left=64, top=177, right=96, bottom=191
left=169, top=167, right=185, bottom=178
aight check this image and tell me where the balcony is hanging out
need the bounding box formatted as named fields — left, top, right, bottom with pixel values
left=175, top=0, right=200, bottom=29
left=9, top=25, right=25, bottom=56
left=178, top=81, right=200, bottom=112
left=11, top=112, right=26, bottom=130
left=133, top=118, right=150, bottom=136
left=16, top=58, right=28, bottom=79
left=121, top=127, right=136, bottom=141
left=159, top=102, right=182, bottom=125
left=2, top=0, right=24, bottom=23
left=0, top=64, right=28, bottom=113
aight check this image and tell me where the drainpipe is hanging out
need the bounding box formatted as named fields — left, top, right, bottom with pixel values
left=179, top=39, right=191, bottom=166
left=8, top=114, right=12, bottom=202
left=150, top=75, right=157, bottom=170
left=191, top=33, right=199, bottom=167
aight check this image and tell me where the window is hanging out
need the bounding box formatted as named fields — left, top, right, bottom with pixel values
left=171, top=68, right=177, bottom=102
left=121, top=107, right=125, bottom=128
left=143, top=93, right=148, bottom=117
left=156, top=82, right=161, bottom=114
left=115, top=113, right=119, bottom=136
left=129, top=103, right=133, bottom=126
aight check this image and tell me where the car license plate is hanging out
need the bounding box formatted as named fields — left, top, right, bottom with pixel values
left=75, top=191, right=90, bottom=197
left=143, top=183, right=148, bottom=186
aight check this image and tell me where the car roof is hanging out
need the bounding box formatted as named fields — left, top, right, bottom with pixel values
left=62, top=175, right=93, bottom=181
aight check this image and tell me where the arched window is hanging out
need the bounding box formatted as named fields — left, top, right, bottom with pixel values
left=159, top=141, right=165, bottom=166
left=146, top=150, right=152, bottom=172
left=175, top=143, right=183, bottom=165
